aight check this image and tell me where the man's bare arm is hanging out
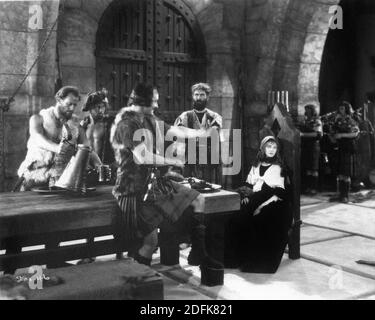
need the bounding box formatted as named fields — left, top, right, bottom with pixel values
left=167, top=125, right=217, bottom=140
left=29, top=115, right=60, bottom=153
left=78, top=126, right=102, bottom=168
left=133, top=143, right=184, bottom=167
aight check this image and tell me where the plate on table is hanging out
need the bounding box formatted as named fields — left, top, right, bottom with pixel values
left=187, top=178, right=222, bottom=193
left=31, top=186, right=68, bottom=194
left=195, top=184, right=222, bottom=193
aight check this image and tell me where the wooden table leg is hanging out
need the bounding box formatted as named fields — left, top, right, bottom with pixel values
left=159, top=230, right=180, bottom=266
left=205, top=213, right=231, bottom=265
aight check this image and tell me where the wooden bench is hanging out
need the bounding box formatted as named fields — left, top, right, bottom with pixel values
left=0, top=186, right=166, bottom=299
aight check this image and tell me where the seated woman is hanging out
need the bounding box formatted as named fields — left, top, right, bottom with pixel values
left=224, top=136, right=292, bottom=273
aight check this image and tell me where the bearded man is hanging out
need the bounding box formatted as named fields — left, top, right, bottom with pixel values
left=17, top=86, right=102, bottom=191
left=174, top=83, right=222, bottom=183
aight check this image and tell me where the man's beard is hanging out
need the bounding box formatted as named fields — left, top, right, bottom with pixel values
left=93, top=113, right=104, bottom=122
left=193, top=100, right=207, bottom=111
left=64, top=112, right=73, bottom=120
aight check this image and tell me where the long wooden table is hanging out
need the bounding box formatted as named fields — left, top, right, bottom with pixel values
left=0, top=185, right=240, bottom=271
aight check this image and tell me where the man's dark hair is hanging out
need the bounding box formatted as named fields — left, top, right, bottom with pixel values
left=55, top=86, right=80, bottom=101
left=304, top=104, right=318, bottom=117
left=128, top=83, right=154, bottom=107
left=337, top=101, right=353, bottom=115
left=191, top=83, right=211, bottom=95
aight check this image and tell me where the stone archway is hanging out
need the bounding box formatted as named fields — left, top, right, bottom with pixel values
left=296, top=0, right=340, bottom=116
left=57, top=0, right=242, bottom=127
left=57, top=0, right=242, bottom=187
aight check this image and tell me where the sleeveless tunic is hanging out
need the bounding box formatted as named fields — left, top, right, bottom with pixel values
left=17, top=107, right=79, bottom=190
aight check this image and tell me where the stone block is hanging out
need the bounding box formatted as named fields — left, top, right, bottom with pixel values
left=5, top=151, right=27, bottom=178
left=222, top=1, right=245, bottom=31
left=0, top=74, right=28, bottom=96
left=59, top=8, right=98, bottom=43
left=312, top=0, right=340, bottom=5
left=245, top=19, right=266, bottom=34
left=301, top=236, right=375, bottom=280
left=185, top=0, right=214, bottom=15
left=278, top=29, right=307, bottom=63
left=81, top=0, right=112, bottom=22
left=247, top=100, right=268, bottom=116
left=5, top=94, right=55, bottom=116
left=59, top=40, right=95, bottom=68
left=41, top=0, right=60, bottom=29
left=60, top=65, right=96, bottom=94
left=197, top=3, right=223, bottom=35
left=301, top=33, right=326, bottom=64
left=251, top=58, right=275, bottom=93
left=64, top=0, right=83, bottom=9
left=205, top=31, right=232, bottom=54
left=286, top=0, right=315, bottom=32
left=268, top=0, right=289, bottom=26
left=0, top=30, right=28, bottom=74
left=259, top=28, right=281, bottom=58
left=247, top=3, right=268, bottom=21
left=24, top=75, right=56, bottom=97
left=298, top=63, right=321, bottom=92
left=207, top=56, right=236, bottom=97
left=251, top=0, right=268, bottom=6
left=5, top=94, right=31, bottom=115
left=273, top=61, right=300, bottom=91
left=25, top=31, right=57, bottom=76
left=4, top=115, right=29, bottom=154
left=221, top=97, right=235, bottom=119
left=208, top=97, right=222, bottom=115
left=308, top=4, right=332, bottom=34
left=0, top=2, right=29, bottom=32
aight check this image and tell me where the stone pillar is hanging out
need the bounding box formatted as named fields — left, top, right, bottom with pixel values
left=193, top=0, right=244, bottom=187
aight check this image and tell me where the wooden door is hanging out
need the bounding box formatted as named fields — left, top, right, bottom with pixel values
left=96, top=0, right=206, bottom=124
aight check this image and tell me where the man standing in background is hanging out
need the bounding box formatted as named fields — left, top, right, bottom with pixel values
left=174, top=83, right=223, bottom=184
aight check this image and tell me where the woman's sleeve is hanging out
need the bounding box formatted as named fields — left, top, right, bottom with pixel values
left=261, top=182, right=287, bottom=200
left=265, top=165, right=285, bottom=189
left=246, top=166, right=256, bottom=185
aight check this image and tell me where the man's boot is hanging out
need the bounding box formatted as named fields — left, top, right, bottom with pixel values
left=309, top=176, right=318, bottom=195
left=187, top=213, right=223, bottom=269
left=339, top=180, right=350, bottom=203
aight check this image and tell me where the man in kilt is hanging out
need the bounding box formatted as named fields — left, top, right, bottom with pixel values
left=330, top=101, right=359, bottom=203
left=111, top=83, right=222, bottom=269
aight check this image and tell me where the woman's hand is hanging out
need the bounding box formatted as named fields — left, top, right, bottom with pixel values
left=241, top=197, right=249, bottom=205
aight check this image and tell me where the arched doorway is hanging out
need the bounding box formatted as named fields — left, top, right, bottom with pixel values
left=95, top=0, right=206, bottom=124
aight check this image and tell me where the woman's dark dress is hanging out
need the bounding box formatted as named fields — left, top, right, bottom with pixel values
left=224, top=165, right=292, bottom=273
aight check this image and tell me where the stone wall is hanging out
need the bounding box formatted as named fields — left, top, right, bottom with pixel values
left=0, top=0, right=59, bottom=191
left=0, top=0, right=344, bottom=191
left=240, top=0, right=338, bottom=176
left=56, top=0, right=244, bottom=187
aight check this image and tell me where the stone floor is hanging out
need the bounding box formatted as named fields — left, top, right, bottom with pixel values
left=154, top=190, right=375, bottom=300
left=4, top=190, right=375, bottom=300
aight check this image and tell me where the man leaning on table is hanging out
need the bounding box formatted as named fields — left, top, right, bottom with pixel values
left=16, top=86, right=102, bottom=191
